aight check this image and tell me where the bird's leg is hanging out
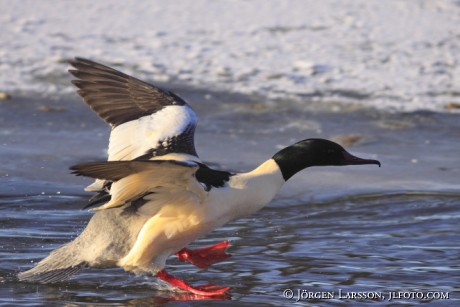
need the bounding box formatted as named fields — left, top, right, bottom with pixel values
left=175, top=241, right=231, bottom=269
left=156, top=269, right=230, bottom=296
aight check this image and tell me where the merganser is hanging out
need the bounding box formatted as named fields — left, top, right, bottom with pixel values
left=18, top=58, right=380, bottom=296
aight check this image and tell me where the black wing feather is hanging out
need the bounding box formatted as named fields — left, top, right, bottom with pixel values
left=70, top=160, right=196, bottom=181
left=84, top=193, right=112, bottom=210
left=68, top=57, right=186, bottom=127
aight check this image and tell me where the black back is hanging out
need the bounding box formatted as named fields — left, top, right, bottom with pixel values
left=196, top=163, right=234, bottom=191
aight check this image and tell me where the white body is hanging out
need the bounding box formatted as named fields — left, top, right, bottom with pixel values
left=117, top=158, right=285, bottom=275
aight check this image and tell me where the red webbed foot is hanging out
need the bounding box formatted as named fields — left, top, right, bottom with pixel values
left=156, top=269, right=230, bottom=296
left=175, top=241, right=231, bottom=269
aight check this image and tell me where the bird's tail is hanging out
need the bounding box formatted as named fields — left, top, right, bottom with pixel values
left=18, top=242, right=87, bottom=283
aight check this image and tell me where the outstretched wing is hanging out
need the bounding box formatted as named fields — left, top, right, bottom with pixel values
left=70, top=160, right=208, bottom=213
left=68, top=57, right=199, bottom=162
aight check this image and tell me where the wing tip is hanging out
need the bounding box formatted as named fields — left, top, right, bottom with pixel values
left=68, top=56, right=93, bottom=65
left=69, top=164, right=86, bottom=177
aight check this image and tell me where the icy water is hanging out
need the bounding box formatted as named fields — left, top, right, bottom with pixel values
left=1, top=88, right=460, bottom=306
left=1, top=192, right=459, bottom=306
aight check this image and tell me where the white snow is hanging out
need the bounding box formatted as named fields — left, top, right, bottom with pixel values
left=1, top=0, right=460, bottom=111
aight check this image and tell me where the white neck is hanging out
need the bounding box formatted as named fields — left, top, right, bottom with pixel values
left=210, top=159, right=285, bottom=223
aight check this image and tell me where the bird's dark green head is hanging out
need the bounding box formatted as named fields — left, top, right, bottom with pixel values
left=272, top=138, right=381, bottom=181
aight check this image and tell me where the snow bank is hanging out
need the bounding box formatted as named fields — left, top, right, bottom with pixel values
left=1, top=0, right=460, bottom=111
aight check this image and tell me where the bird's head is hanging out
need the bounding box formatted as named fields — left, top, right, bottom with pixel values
left=272, top=138, right=381, bottom=181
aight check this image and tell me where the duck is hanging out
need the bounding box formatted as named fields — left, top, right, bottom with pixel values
left=18, top=58, right=380, bottom=296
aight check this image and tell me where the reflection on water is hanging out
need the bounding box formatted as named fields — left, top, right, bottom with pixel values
left=1, top=192, right=459, bottom=306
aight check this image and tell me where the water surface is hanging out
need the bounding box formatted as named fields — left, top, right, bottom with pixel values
left=1, top=90, right=459, bottom=306
left=1, top=192, right=458, bottom=306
